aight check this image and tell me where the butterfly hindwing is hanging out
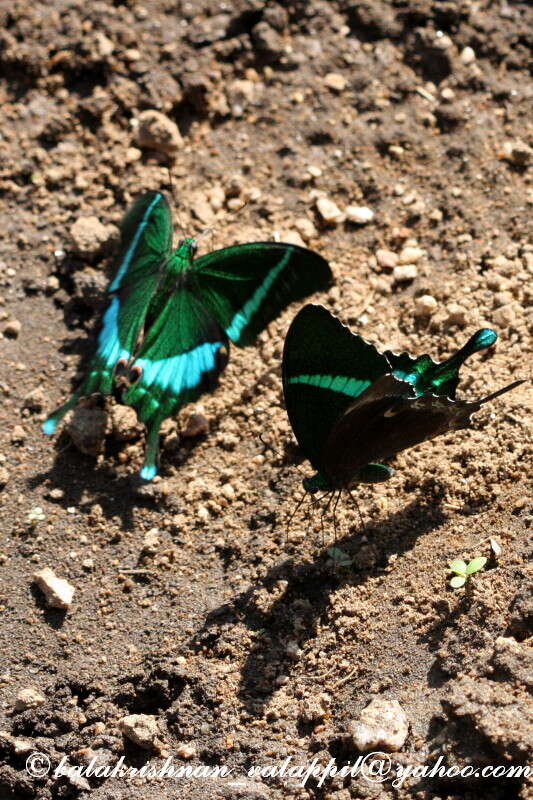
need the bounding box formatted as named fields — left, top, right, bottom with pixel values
left=194, top=243, right=332, bottom=347
left=43, top=273, right=162, bottom=435
left=122, top=289, right=229, bottom=480
left=282, top=304, right=389, bottom=475
left=323, top=374, right=482, bottom=486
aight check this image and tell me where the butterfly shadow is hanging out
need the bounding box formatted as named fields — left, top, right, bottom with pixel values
left=190, top=484, right=447, bottom=717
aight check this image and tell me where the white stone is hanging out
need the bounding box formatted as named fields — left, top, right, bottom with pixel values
left=350, top=697, right=409, bottom=752
left=414, top=295, right=438, bottom=316
left=399, top=246, right=425, bottom=264
left=33, top=568, right=75, bottom=610
left=393, top=264, right=418, bottom=282
left=14, top=687, right=46, bottom=712
left=460, top=46, right=476, bottom=65
left=119, top=714, right=158, bottom=749
left=323, top=73, right=347, bottom=92
left=376, top=249, right=398, bottom=269
left=315, top=196, right=344, bottom=224
left=345, top=205, right=375, bottom=224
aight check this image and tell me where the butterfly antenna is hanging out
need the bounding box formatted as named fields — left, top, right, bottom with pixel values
left=166, top=164, right=186, bottom=237
left=477, top=379, right=526, bottom=406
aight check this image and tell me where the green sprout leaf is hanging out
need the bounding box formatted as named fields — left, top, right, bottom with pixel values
left=465, top=556, right=487, bottom=575
left=450, top=575, right=466, bottom=589
left=449, top=559, right=467, bottom=576
left=327, top=546, right=352, bottom=567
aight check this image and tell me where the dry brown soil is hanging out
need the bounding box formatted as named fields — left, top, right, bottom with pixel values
left=0, top=2, right=531, bottom=799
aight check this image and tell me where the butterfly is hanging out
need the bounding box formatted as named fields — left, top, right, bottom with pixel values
left=282, top=303, right=524, bottom=500
left=44, top=191, right=332, bottom=479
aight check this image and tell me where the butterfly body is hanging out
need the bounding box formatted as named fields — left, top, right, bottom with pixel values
left=283, top=304, right=523, bottom=496
left=44, top=192, right=332, bottom=479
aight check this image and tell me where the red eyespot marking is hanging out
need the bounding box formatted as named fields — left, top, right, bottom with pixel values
left=129, top=365, right=143, bottom=383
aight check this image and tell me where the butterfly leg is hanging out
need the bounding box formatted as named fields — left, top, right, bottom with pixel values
left=347, top=489, right=365, bottom=529
left=332, top=490, right=342, bottom=545
left=285, top=492, right=308, bottom=540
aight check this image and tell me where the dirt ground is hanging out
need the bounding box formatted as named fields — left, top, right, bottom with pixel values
left=0, top=1, right=531, bottom=799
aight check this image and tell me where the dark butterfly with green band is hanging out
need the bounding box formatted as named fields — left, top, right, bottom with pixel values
left=282, top=304, right=524, bottom=494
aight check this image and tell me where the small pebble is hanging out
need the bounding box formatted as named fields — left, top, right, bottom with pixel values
left=460, top=46, right=476, bottom=65
left=3, top=319, right=21, bottom=338
left=182, top=413, right=209, bottom=438
left=446, top=303, right=467, bottom=325
left=221, top=483, right=235, bottom=501
left=414, top=295, right=438, bottom=316
left=14, top=687, right=46, bottom=712
left=0, top=466, right=9, bottom=487
left=135, top=110, right=183, bottom=156
left=323, top=73, right=347, bottom=92
left=294, top=217, right=318, bottom=241
left=33, top=567, right=75, bottom=610
left=67, top=406, right=107, bottom=456
left=110, top=405, right=139, bottom=442
left=399, top=246, right=425, bottom=264
left=345, top=205, right=375, bottom=224
left=350, top=697, right=408, bottom=752
left=176, top=743, right=196, bottom=760
left=393, top=265, right=418, bottom=282
left=315, top=196, right=344, bottom=225
left=500, top=140, right=532, bottom=166
left=376, top=249, right=398, bottom=269
left=119, top=714, right=158, bottom=749
left=11, top=425, right=26, bottom=444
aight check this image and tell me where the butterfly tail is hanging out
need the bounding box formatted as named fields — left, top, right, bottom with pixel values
left=139, top=419, right=164, bottom=481
left=42, top=394, right=83, bottom=435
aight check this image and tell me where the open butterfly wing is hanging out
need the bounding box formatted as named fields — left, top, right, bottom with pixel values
left=193, top=243, right=332, bottom=347
left=109, top=191, right=174, bottom=291
left=123, top=289, right=229, bottom=479
left=43, top=192, right=173, bottom=437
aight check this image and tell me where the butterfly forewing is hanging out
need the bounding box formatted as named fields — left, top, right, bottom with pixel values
left=109, top=191, right=174, bottom=292
left=194, top=243, right=332, bottom=347
left=282, top=304, right=389, bottom=475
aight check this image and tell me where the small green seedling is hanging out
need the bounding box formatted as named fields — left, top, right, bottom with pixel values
left=449, top=556, right=487, bottom=588
left=327, top=546, right=353, bottom=567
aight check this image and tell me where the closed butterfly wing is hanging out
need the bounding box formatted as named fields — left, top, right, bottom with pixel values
left=44, top=191, right=173, bottom=435
left=122, top=288, right=229, bottom=480
left=323, top=328, right=523, bottom=488
left=282, top=304, right=389, bottom=475
left=194, top=243, right=332, bottom=346
left=322, top=374, right=482, bottom=487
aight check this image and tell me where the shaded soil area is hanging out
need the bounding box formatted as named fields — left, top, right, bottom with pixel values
left=0, top=1, right=531, bottom=799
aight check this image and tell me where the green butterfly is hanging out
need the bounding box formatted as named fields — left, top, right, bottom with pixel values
left=283, top=304, right=524, bottom=496
left=44, top=192, right=332, bottom=479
